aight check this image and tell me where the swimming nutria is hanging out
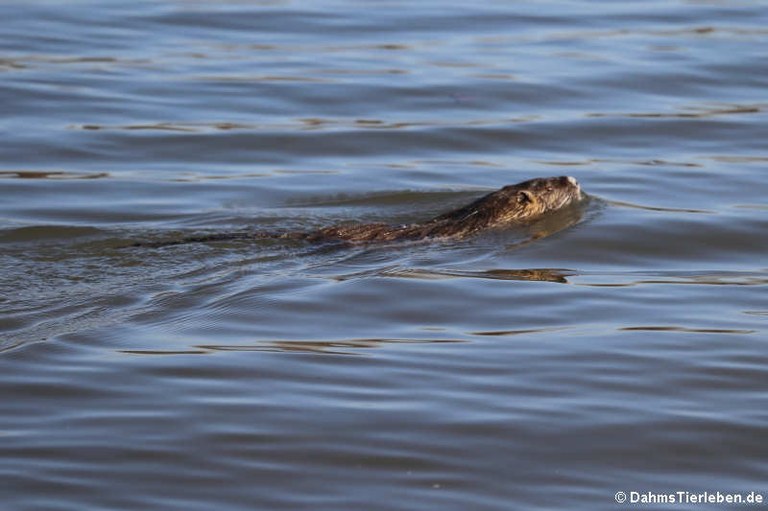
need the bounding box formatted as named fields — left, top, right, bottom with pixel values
left=309, top=175, right=582, bottom=242
left=135, top=176, right=582, bottom=247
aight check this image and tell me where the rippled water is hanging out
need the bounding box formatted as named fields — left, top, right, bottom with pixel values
left=1, top=1, right=767, bottom=509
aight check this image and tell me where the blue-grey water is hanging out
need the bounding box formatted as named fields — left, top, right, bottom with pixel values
left=1, top=1, right=767, bottom=510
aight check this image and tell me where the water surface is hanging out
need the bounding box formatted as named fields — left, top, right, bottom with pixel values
left=1, top=1, right=767, bottom=510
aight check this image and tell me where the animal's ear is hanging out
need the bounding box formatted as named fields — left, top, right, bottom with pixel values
left=517, top=190, right=534, bottom=204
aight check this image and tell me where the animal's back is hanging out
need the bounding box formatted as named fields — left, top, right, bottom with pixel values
left=132, top=175, right=583, bottom=247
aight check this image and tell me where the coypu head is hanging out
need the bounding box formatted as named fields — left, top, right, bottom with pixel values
left=429, top=175, right=582, bottom=235
left=503, top=175, right=582, bottom=219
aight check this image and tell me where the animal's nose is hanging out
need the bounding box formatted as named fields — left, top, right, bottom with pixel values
left=564, top=176, right=579, bottom=187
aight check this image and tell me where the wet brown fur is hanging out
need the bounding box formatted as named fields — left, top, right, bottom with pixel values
left=304, top=175, right=582, bottom=243
left=134, top=176, right=582, bottom=247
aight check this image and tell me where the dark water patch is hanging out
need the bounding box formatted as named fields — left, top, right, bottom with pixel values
left=587, top=103, right=763, bottom=119
left=79, top=121, right=254, bottom=132
left=75, top=116, right=570, bottom=134
left=619, top=326, right=755, bottom=334
left=0, top=58, right=26, bottom=70
left=195, top=337, right=465, bottom=356
left=470, top=327, right=566, bottom=337
left=0, top=170, right=109, bottom=180
left=120, top=349, right=211, bottom=356
left=3, top=55, right=150, bottom=71
left=0, top=225, right=105, bottom=243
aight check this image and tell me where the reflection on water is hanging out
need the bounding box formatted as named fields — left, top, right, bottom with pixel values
left=0, top=170, right=110, bottom=180
left=1, top=0, right=767, bottom=510
left=619, top=326, right=755, bottom=334
left=371, top=267, right=575, bottom=284
left=587, top=104, right=763, bottom=119
left=201, top=337, right=463, bottom=356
